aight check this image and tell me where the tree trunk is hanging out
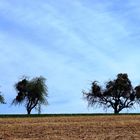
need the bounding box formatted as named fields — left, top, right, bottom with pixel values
left=114, top=109, right=119, bottom=114
left=26, top=99, right=39, bottom=115
left=27, top=108, right=31, bottom=115
left=114, top=102, right=119, bottom=114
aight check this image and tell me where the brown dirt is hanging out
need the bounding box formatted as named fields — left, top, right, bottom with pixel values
left=0, top=115, right=140, bottom=140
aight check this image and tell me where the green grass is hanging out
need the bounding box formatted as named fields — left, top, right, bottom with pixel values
left=0, top=113, right=140, bottom=118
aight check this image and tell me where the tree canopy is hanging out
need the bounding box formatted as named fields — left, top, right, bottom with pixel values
left=0, top=93, right=5, bottom=104
left=12, top=76, right=48, bottom=114
left=83, top=73, right=140, bottom=114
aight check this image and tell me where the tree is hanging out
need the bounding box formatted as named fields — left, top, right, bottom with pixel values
left=0, top=93, right=5, bottom=104
left=12, top=76, right=48, bottom=115
left=83, top=73, right=140, bottom=114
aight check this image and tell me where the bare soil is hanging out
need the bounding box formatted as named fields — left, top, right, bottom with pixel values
left=0, top=115, right=140, bottom=140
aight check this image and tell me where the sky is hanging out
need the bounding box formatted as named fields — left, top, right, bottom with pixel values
left=0, top=0, right=140, bottom=114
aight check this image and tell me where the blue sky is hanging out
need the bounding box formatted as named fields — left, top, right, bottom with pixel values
left=0, top=0, right=140, bottom=114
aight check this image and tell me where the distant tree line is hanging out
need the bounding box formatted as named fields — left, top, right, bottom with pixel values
left=1, top=73, right=140, bottom=114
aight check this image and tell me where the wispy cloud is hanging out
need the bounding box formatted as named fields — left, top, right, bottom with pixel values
left=0, top=0, right=140, bottom=113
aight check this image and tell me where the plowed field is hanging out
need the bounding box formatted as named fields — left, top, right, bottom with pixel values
left=0, top=115, right=140, bottom=140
